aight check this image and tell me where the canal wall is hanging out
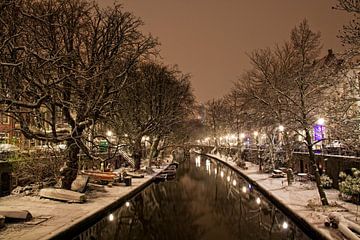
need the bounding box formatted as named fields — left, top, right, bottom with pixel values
left=192, top=145, right=360, bottom=189
left=291, top=152, right=360, bottom=189
left=202, top=153, right=330, bottom=240
left=243, top=150, right=360, bottom=189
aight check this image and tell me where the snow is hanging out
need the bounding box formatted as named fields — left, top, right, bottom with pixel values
left=0, top=167, right=166, bottom=240
left=0, top=155, right=359, bottom=240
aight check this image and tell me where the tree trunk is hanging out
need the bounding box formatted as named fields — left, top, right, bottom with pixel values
left=133, top=137, right=142, bottom=170
left=283, top=132, right=294, bottom=170
left=305, top=129, right=329, bottom=205
left=60, top=138, right=80, bottom=190
left=269, top=135, right=275, bottom=169
left=148, top=136, right=160, bottom=168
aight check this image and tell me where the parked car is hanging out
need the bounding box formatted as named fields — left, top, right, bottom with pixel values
left=326, top=140, right=346, bottom=149
left=34, top=143, right=67, bottom=152
left=55, top=143, right=67, bottom=151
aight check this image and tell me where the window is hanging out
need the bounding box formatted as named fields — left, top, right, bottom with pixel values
left=0, top=114, right=9, bottom=125
left=0, top=133, right=9, bottom=143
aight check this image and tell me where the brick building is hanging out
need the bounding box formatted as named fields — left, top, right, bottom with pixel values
left=0, top=113, right=16, bottom=144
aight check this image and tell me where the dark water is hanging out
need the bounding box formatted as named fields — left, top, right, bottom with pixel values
left=74, top=154, right=311, bottom=240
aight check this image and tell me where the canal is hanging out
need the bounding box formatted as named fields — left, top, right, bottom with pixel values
left=73, top=154, right=311, bottom=240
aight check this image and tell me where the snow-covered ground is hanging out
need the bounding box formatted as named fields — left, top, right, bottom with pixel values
left=0, top=167, right=165, bottom=240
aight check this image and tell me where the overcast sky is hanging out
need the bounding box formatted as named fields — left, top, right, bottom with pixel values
left=98, top=0, right=351, bottom=103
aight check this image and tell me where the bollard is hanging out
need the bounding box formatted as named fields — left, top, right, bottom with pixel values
left=124, top=176, right=132, bottom=186
left=287, top=168, right=294, bottom=185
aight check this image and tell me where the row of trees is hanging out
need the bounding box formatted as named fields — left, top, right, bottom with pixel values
left=108, top=62, right=194, bottom=170
left=201, top=1, right=360, bottom=206
left=0, top=0, right=194, bottom=189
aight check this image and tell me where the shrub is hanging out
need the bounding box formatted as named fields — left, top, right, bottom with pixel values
left=320, top=175, right=333, bottom=189
left=338, top=168, right=360, bottom=204
left=10, top=152, right=66, bottom=186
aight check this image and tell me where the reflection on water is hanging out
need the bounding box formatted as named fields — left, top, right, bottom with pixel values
left=74, top=154, right=311, bottom=240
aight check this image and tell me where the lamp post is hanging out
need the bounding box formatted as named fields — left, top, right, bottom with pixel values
left=253, top=131, right=259, bottom=144
left=106, top=130, right=113, bottom=159
left=253, top=131, right=259, bottom=157
left=278, top=125, right=284, bottom=146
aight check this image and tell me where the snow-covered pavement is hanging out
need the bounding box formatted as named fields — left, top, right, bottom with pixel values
left=0, top=168, right=165, bottom=240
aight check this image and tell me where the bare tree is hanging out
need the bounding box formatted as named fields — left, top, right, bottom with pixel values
left=110, top=62, right=194, bottom=170
left=235, top=20, right=337, bottom=205
left=0, top=0, right=157, bottom=189
left=334, top=0, right=360, bottom=52
left=204, top=98, right=228, bottom=147
left=233, top=44, right=300, bottom=171
left=327, top=1, right=360, bottom=152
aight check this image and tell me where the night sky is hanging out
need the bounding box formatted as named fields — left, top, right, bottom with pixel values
left=98, top=0, right=351, bottom=103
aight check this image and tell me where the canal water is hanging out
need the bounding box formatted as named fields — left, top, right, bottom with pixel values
left=74, top=154, right=311, bottom=240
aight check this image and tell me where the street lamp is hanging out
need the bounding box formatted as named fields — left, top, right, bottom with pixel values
left=240, top=133, right=245, bottom=139
left=317, top=118, right=325, bottom=126
left=278, top=125, right=284, bottom=132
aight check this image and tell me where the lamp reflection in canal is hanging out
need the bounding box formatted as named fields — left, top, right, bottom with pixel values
left=282, top=221, right=289, bottom=230
left=232, top=179, right=237, bottom=186
left=74, top=154, right=311, bottom=240
left=227, top=175, right=231, bottom=182
left=195, top=156, right=201, bottom=167
left=205, top=159, right=211, bottom=173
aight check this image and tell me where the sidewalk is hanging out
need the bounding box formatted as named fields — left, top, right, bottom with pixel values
left=211, top=154, right=360, bottom=240
left=0, top=167, right=166, bottom=240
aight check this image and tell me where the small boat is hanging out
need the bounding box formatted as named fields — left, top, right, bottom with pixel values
left=81, top=170, right=120, bottom=181
left=169, top=161, right=179, bottom=169
left=162, top=169, right=176, bottom=176
left=154, top=174, right=167, bottom=183
left=125, top=172, right=144, bottom=178
left=271, top=169, right=286, bottom=178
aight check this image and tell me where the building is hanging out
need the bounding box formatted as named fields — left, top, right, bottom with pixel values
left=0, top=113, right=17, bottom=144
